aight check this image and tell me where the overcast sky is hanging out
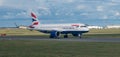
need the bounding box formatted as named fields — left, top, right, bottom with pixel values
left=0, top=0, right=120, bottom=27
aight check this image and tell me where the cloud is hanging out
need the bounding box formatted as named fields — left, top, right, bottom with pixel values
left=80, top=13, right=89, bottom=16
left=0, top=0, right=3, bottom=6
left=0, top=0, right=38, bottom=10
left=96, top=6, right=104, bottom=12
left=107, top=2, right=118, bottom=6
left=2, top=12, right=14, bottom=19
left=1, top=0, right=120, bottom=20
left=41, top=0, right=75, bottom=3
left=62, top=0, right=75, bottom=3
left=102, top=15, right=108, bottom=19
left=76, top=5, right=87, bottom=10
left=115, top=11, right=120, bottom=16
left=111, top=0, right=120, bottom=2
left=1, top=11, right=29, bottom=19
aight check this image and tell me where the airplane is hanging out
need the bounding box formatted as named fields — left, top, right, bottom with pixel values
left=28, top=12, right=89, bottom=38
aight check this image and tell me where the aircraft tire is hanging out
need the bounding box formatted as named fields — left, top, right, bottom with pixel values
left=78, top=34, right=82, bottom=39
left=64, top=34, right=68, bottom=38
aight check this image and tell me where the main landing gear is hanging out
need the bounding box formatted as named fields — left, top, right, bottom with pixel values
left=64, top=34, right=68, bottom=38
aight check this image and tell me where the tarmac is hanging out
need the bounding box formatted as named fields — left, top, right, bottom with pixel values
left=0, top=36, right=120, bottom=42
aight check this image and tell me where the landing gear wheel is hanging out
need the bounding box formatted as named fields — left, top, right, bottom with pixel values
left=64, top=34, right=68, bottom=38
left=78, top=34, right=82, bottom=39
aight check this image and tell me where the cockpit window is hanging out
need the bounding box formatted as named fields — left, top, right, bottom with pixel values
left=80, top=26, right=87, bottom=27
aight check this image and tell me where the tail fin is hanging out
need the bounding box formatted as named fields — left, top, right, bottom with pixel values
left=29, top=12, right=40, bottom=28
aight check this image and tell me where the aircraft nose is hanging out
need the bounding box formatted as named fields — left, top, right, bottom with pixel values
left=87, top=28, right=89, bottom=31
left=84, top=27, right=89, bottom=31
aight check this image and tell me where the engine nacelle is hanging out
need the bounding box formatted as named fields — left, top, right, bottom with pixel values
left=50, top=31, right=60, bottom=38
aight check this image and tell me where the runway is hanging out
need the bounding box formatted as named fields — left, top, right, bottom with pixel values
left=0, top=36, right=120, bottom=42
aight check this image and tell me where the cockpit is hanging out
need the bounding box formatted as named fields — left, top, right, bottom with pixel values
left=80, top=26, right=87, bottom=27
left=72, top=24, right=87, bottom=28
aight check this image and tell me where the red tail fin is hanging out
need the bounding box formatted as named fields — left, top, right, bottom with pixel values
left=29, top=12, right=40, bottom=28
left=31, top=12, right=37, bottom=19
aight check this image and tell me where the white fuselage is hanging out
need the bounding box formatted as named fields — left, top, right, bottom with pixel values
left=29, top=12, right=89, bottom=38
left=31, top=23, right=89, bottom=33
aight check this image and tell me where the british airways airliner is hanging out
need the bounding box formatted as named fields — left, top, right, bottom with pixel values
left=28, top=12, right=89, bottom=38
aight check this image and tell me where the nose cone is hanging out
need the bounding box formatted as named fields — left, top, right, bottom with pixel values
left=86, top=27, right=89, bottom=31
left=84, top=27, right=89, bottom=32
left=82, top=27, right=89, bottom=32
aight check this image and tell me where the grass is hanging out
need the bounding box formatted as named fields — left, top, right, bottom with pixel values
left=0, top=40, right=120, bottom=57
left=83, top=29, right=120, bottom=38
left=0, top=29, right=120, bottom=57
left=0, top=28, right=45, bottom=36
left=0, top=28, right=120, bottom=38
left=87, top=29, right=120, bottom=34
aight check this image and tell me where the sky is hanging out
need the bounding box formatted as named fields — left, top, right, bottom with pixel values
left=0, top=0, right=120, bottom=27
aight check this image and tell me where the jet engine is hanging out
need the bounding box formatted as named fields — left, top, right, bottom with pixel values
left=50, top=31, right=60, bottom=38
